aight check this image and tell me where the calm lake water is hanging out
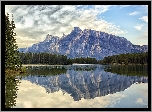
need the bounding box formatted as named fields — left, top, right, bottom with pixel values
left=5, top=65, right=148, bottom=108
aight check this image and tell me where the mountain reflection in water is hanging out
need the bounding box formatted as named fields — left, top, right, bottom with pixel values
left=22, top=66, right=148, bottom=101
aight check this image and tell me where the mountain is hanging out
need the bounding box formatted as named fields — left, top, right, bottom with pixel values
left=19, top=34, right=60, bottom=53
left=18, top=27, right=148, bottom=60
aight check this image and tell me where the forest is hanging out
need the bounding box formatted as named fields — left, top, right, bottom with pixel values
left=19, top=52, right=148, bottom=65
left=19, top=52, right=98, bottom=65
left=98, top=52, right=148, bottom=65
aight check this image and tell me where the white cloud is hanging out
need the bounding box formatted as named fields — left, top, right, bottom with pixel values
left=128, top=11, right=139, bottom=16
left=139, top=16, right=148, bottom=23
left=94, top=5, right=111, bottom=13
left=134, top=24, right=143, bottom=31
left=5, top=5, right=128, bottom=48
left=24, top=18, right=34, bottom=27
left=119, top=5, right=131, bottom=8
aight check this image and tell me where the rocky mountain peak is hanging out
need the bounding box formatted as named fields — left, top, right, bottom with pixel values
left=18, top=27, right=148, bottom=60
left=73, top=27, right=82, bottom=32
left=44, top=34, right=53, bottom=42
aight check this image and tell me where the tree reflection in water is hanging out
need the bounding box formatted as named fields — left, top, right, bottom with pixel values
left=5, top=73, right=21, bottom=108
left=104, top=65, right=148, bottom=76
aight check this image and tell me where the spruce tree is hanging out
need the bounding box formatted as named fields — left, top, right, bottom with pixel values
left=5, top=13, right=21, bottom=71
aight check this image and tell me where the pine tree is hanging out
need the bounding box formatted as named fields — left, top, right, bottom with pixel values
left=5, top=13, right=21, bottom=71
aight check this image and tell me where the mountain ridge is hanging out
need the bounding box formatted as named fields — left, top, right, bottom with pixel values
left=18, top=27, right=148, bottom=60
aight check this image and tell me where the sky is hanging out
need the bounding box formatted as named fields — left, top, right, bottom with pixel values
left=5, top=5, right=148, bottom=48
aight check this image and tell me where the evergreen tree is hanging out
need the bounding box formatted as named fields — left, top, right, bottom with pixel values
left=5, top=13, right=21, bottom=71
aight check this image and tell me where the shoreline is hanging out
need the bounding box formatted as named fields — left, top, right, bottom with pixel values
left=22, top=64, right=97, bottom=67
left=22, top=63, right=148, bottom=67
left=22, top=64, right=65, bottom=67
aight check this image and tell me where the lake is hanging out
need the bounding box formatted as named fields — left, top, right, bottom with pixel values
left=5, top=65, right=148, bottom=108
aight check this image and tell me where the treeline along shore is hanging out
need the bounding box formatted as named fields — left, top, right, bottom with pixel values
left=19, top=52, right=148, bottom=65
left=98, top=52, right=148, bottom=65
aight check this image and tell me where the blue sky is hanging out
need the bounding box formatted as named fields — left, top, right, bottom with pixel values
left=5, top=5, right=148, bottom=48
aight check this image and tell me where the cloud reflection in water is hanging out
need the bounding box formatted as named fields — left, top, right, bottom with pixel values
left=14, top=80, right=147, bottom=108
left=14, top=80, right=127, bottom=108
